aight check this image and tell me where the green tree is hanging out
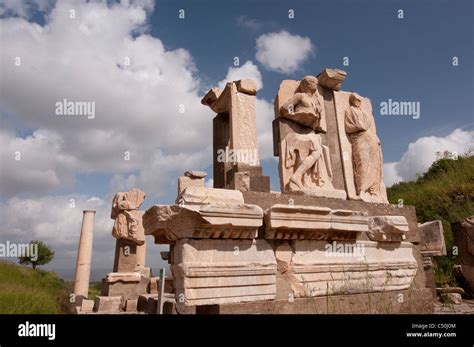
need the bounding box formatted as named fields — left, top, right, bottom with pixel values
left=18, top=240, right=54, bottom=270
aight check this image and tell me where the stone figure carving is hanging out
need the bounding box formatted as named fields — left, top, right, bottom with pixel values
left=280, top=76, right=325, bottom=132
left=111, top=188, right=146, bottom=244
left=275, top=76, right=346, bottom=199
left=344, top=93, right=387, bottom=203
left=283, top=132, right=334, bottom=191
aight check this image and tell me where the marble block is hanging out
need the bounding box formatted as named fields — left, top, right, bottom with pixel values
left=172, top=239, right=277, bottom=306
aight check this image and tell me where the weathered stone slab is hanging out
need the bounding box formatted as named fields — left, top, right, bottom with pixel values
left=178, top=172, right=206, bottom=196
left=80, top=299, right=94, bottom=313
left=185, top=170, right=207, bottom=178
left=236, top=79, right=257, bottom=95
left=201, top=87, right=222, bottom=108
left=317, top=68, right=347, bottom=91
left=243, top=191, right=420, bottom=243
left=418, top=220, right=447, bottom=256
left=94, top=296, right=122, bottom=313
left=226, top=163, right=270, bottom=192
left=106, top=272, right=141, bottom=283
left=144, top=203, right=263, bottom=243
left=368, top=215, right=409, bottom=242
left=103, top=272, right=149, bottom=301
left=124, top=299, right=138, bottom=312
left=172, top=239, right=277, bottom=306
left=287, top=240, right=418, bottom=297
left=264, top=204, right=368, bottom=241
left=177, top=186, right=244, bottom=205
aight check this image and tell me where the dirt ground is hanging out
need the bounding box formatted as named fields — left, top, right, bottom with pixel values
left=434, top=299, right=474, bottom=314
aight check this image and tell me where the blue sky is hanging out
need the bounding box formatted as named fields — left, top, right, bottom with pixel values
left=149, top=0, right=473, bottom=159
left=0, top=0, right=472, bottom=277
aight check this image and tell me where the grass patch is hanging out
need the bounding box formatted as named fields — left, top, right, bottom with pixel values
left=0, top=260, right=70, bottom=313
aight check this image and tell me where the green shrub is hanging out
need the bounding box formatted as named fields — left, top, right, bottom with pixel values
left=387, top=154, right=474, bottom=286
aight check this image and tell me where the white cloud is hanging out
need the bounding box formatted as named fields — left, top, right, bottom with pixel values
left=383, top=162, right=403, bottom=187
left=236, top=15, right=261, bottom=31
left=0, top=1, right=279, bottom=275
left=0, top=129, right=78, bottom=196
left=0, top=0, right=212, bottom=198
left=0, top=193, right=167, bottom=276
left=109, top=147, right=212, bottom=200
left=218, top=60, right=263, bottom=91
left=0, top=194, right=110, bottom=246
left=255, top=30, right=314, bottom=74
left=383, top=128, right=473, bottom=186
left=0, top=194, right=112, bottom=271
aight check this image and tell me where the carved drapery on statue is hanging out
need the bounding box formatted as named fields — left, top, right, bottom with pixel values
left=344, top=93, right=388, bottom=203
left=111, top=188, right=146, bottom=244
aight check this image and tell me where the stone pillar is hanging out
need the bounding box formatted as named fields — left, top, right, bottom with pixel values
left=201, top=79, right=270, bottom=192
left=73, top=210, right=96, bottom=304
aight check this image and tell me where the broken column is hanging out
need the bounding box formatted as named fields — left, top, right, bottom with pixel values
left=73, top=209, right=96, bottom=305
left=201, top=79, right=270, bottom=192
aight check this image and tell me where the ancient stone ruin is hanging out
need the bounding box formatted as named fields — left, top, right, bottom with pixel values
left=72, top=69, right=448, bottom=314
